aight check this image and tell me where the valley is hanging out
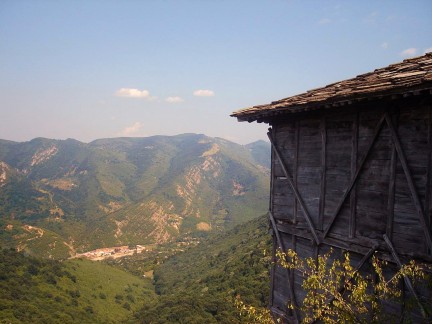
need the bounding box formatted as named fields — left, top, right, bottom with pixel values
left=0, top=134, right=270, bottom=258
left=0, top=214, right=271, bottom=323
left=0, top=134, right=271, bottom=323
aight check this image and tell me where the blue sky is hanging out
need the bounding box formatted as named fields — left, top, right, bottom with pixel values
left=1, top=1, right=431, bottom=144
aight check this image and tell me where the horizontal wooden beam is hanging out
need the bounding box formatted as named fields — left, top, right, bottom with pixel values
left=276, top=222, right=432, bottom=263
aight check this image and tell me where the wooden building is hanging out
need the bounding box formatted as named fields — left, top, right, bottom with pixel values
left=232, top=53, right=432, bottom=322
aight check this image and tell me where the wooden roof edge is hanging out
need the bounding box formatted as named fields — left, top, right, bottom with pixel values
left=232, top=53, right=432, bottom=122
left=232, top=83, right=432, bottom=122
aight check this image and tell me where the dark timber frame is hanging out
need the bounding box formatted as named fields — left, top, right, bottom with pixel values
left=232, top=54, right=432, bottom=323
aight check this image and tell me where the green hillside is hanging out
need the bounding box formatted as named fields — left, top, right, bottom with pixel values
left=0, top=134, right=270, bottom=258
left=0, top=247, right=155, bottom=323
left=134, top=214, right=272, bottom=323
left=0, top=214, right=272, bottom=323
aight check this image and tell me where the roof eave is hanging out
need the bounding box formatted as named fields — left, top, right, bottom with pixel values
left=232, top=83, right=432, bottom=123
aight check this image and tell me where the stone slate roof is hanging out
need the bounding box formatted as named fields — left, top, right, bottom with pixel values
left=232, top=53, right=432, bottom=123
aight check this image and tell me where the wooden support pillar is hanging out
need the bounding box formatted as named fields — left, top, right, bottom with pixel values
left=349, top=112, right=358, bottom=239
left=294, top=121, right=299, bottom=226
left=319, top=117, right=326, bottom=231
left=268, top=127, right=276, bottom=308
left=427, top=106, right=432, bottom=255
left=386, top=111, right=398, bottom=240
left=292, top=121, right=299, bottom=304
left=269, top=128, right=275, bottom=217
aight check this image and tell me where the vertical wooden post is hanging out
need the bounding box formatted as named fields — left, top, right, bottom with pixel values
left=319, top=117, right=326, bottom=231
left=349, top=112, right=358, bottom=238
left=426, top=105, right=432, bottom=255
left=292, top=121, right=299, bottom=300
left=386, top=111, right=398, bottom=240
left=268, top=128, right=276, bottom=308
left=293, top=121, right=300, bottom=225
left=386, top=147, right=397, bottom=239
left=269, top=128, right=275, bottom=218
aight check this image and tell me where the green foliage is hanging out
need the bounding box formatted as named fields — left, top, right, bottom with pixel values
left=134, top=215, right=272, bottom=323
left=0, top=135, right=273, bottom=323
left=234, top=295, right=274, bottom=324
left=277, top=249, right=432, bottom=323
left=0, top=134, right=269, bottom=256
left=0, top=214, right=274, bottom=324
left=0, top=247, right=156, bottom=323
left=0, top=247, right=99, bottom=323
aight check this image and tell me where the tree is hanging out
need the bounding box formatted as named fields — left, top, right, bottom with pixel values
left=236, top=249, right=430, bottom=323
left=276, top=249, right=431, bottom=323
left=235, top=295, right=275, bottom=323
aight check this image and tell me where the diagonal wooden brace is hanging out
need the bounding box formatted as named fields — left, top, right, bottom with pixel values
left=385, top=113, right=432, bottom=251
left=268, top=132, right=320, bottom=245
left=383, top=234, right=427, bottom=318
left=323, top=113, right=386, bottom=238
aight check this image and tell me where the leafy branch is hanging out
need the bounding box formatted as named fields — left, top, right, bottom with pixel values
left=276, top=249, right=430, bottom=324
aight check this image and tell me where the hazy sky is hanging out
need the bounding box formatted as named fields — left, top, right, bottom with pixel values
left=1, top=1, right=431, bottom=144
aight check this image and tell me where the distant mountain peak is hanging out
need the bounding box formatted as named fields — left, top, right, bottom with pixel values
left=30, top=144, right=58, bottom=166
left=0, top=134, right=270, bottom=258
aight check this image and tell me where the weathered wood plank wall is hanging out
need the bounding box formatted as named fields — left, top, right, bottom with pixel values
left=269, top=97, right=432, bottom=322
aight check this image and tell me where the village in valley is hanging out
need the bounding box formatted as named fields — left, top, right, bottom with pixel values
left=72, top=245, right=150, bottom=261
left=72, top=235, right=201, bottom=261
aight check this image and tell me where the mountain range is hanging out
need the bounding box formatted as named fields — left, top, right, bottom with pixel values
left=0, top=134, right=270, bottom=259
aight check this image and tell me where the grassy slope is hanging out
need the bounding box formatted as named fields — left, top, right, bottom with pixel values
left=0, top=248, right=155, bottom=323
left=63, top=259, right=155, bottom=323
left=0, top=214, right=272, bottom=323
left=134, top=214, right=272, bottom=323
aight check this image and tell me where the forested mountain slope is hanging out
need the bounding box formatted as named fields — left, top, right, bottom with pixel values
left=0, top=247, right=155, bottom=323
left=0, top=134, right=269, bottom=258
left=0, top=213, right=272, bottom=323
left=134, top=214, right=272, bottom=323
